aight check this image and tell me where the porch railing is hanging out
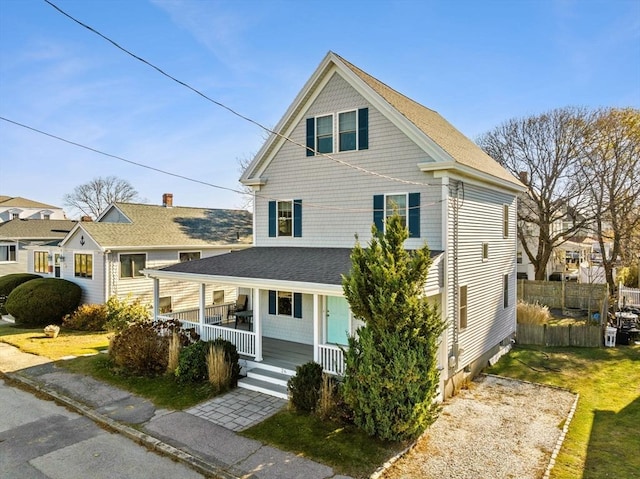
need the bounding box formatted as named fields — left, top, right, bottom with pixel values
left=319, top=344, right=345, bottom=376
left=160, top=303, right=235, bottom=324
left=619, top=284, right=640, bottom=308
left=172, top=320, right=256, bottom=357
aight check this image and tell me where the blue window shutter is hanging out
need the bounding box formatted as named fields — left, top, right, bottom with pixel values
left=358, top=108, right=369, bottom=150
left=373, top=195, right=384, bottom=232
left=268, top=201, right=276, bottom=237
left=293, top=199, right=302, bottom=237
left=306, top=118, right=315, bottom=156
left=408, top=192, right=420, bottom=238
left=294, top=293, right=302, bottom=318
left=268, top=290, right=276, bottom=315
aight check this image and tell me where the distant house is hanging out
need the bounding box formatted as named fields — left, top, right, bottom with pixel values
left=29, top=194, right=253, bottom=309
left=0, top=218, right=76, bottom=276
left=146, top=52, right=526, bottom=400
left=0, top=196, right=67, bottom=223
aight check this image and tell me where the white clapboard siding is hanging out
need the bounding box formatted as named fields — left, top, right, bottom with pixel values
left=254, top=72, right=443, bottom=251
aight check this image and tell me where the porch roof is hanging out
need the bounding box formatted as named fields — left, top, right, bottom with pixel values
left=155, top=246, right=444, bottom=288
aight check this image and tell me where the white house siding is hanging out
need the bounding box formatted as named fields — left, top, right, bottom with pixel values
left=447, top=181, right=517, bottom=371
left=254, top=72, right=442, bottom=251
left=0, top=242, right=27, bottom=276
left=259, top=290, right=314, bottom=344
left=0, top=207, right=66, bottom=222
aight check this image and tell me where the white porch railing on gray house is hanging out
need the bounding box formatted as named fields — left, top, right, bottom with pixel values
left=176, top=320, right=256, bottom=357
left=318, top=343, right=345, bottom=376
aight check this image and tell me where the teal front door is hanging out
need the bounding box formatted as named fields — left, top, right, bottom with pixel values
left=326, top=296, right=350, bottom=345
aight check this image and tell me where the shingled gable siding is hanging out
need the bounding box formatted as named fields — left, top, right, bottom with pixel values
left=447, top=182, right=517, bottom=370
left=254, top=72, right=442, bottom=250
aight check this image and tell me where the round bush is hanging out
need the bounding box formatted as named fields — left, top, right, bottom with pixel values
left=109, top=322, right=168, bottom=376
left=287, top=361, right=323, bottom=412
left=0, top=273, right=41, bottom=314
left=63, top=303, right=108, bottom=331
left=5, top=278, right=81, bottom=326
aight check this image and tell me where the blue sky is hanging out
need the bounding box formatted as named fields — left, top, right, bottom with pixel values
left=1, top=0, right=639, bottom=217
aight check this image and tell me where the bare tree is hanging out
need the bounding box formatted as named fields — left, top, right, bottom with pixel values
left=64, top=176, right=141, bottom=219
left=478, top=107, right=593, bottom=280
left=580, top=107, right=640, bottom=291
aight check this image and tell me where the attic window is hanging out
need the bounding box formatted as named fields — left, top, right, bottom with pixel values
left=339, top=111, right=357, bottom=151
left=316, top=115, right=333, bottom=153
left=306, top=108, right=368, bottom=156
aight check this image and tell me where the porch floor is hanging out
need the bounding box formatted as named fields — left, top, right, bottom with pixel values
left=246, top=337, right=314, bottom=372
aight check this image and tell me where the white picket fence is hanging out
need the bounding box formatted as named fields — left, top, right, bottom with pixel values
left=619, top=284, right=640, bottom=308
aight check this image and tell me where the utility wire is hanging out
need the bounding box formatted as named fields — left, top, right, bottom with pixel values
left=43, top=0, right=438, bottom=188
left=0, top=116, right=443, bottom=213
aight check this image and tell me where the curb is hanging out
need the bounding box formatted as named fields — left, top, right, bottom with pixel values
left=3, top=370, right=240, bottom=479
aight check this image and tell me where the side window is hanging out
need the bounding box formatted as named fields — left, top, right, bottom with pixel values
left=0, top=244, right=17, bottom=262
left=34, top=251, right=48, bottom=273
left=120, top=254, right=146, bottom=278
left=338, top=111, right=357, bottom=151
left=503, top=204, right=509, bottom=238
left=459, top=285, right=468, bottom=329
left=503, top=274, right=509, bottom=308
left=74, top=253, right=93, bottom=279
left=179, top=252, right=201, bottom=262
left=316, top=115, right=333, bottom=154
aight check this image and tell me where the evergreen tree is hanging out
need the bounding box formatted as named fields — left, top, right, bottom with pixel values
left=341, top=213, right=445, bottom=441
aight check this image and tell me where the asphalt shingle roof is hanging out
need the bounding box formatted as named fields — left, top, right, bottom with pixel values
left=0, top=219, right=76, bottom=239
left=161, top=247, right=443, bottom=286
left=79, top=203, right=252, bottom=248
left=0, top=196, right=61, bottom=209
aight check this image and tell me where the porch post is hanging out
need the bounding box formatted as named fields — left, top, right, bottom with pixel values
left=199, top=283, right=206, bottom=325
left=313, top=293, right=319, bottom=362
left=253, top=288, right=262, bottom=361
left=153, top=277, right=159, bottom=321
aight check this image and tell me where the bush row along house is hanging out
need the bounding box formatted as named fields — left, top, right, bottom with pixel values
left=145, top=52, right=526, bottom=399
left=13, top=194, right=252, bottom=312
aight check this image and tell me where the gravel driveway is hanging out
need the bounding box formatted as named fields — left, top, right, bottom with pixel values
left=378, top=375, right=577, bottom=479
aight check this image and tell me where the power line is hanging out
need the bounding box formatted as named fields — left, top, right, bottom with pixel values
left=0, top=116, right=443, bottom=213
left=43, top=0, right=438, bottom=189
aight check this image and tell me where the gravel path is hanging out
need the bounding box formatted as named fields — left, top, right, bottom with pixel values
left=379, top=375, right=577, bottom=479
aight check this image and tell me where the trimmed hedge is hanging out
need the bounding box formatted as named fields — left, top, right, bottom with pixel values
left=0, top=273, right=41, bottom=314
left=5, top=278, right=82, bottom=326
left=288, top=361, right=323, bottom=412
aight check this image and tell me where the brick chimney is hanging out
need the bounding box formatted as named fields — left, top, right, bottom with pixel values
left=162, top=193, right=173, bottom=208
left=81, top=216, right=93, bottom=222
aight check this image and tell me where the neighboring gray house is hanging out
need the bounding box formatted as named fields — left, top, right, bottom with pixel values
left=146, top=52, right=526, bottom=399
left=30, top=194, right=252, bottom=309
left=0, top=196, right=67, bottom=223
left=0, top=219, right=76, bottom=276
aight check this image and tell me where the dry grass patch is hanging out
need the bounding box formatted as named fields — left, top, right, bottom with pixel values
left=517, top=300, right=551, bottom=325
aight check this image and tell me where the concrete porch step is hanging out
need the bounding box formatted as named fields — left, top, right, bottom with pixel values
left=237, top=376, right=289, bottom=400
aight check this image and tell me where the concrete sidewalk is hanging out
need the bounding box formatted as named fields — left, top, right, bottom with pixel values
left=0, top=342, right=353, bottom=479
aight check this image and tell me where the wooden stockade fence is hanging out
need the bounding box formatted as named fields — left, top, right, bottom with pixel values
left=517, top=323, right=602, bottom=347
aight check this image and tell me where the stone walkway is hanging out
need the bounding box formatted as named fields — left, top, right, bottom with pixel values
left=187, top=388, right=287, bottom=431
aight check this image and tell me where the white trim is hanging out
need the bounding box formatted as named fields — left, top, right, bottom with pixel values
left=421, top=162, right=527, bottom=194
left=72, top=251, right=94, bottom=280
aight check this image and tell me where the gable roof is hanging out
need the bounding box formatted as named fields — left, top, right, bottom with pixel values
left=0, top=196, right=61, bottom=209
left=64, top=202, right=252, bottom=249
left=241, top=51, right=524, bottom=191
left=0, top=219, right=76, bottom=240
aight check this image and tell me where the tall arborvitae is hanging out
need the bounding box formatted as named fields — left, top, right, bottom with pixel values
left=341, top=213, right=445, bottom=441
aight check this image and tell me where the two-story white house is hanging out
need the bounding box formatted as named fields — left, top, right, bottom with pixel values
left=28, top=194, right=253, bottom=310
left=146, top=52, right=526, bottom=399
left=0, top=196, right=67, bottom=223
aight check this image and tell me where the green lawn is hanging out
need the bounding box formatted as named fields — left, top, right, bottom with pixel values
left=486, top=344, right=640, bottom=479
left=241, top=410, right=405, bottom=479
left=0, top=324, right=111, bottom=359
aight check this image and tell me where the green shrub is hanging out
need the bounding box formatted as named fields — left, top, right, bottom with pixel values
left=175, top=338, right=239, bottom=385
left=0, top=273, right=41, bottom=314
left=343, top=326, right=441, bottom=441
left=63, top=303, right=108, bottom=331
left=104, top=294, right=151, bottom=332
left=288, top=361, right=323, bottom=413
left=109, top=321, right=168, bottom=376
left=5, top=278, right=81, bottom=326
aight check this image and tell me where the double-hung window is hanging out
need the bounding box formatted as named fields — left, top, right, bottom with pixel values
left=34, top=251, right=48, bottom=273
left=338, top=111, right=357, bottom=151
left=373, top=192, right=420, bottom=237
left=74, top=253, right=93, bottom=279
left=269, top=200, right=302, bottom=237
left=278, top=201, right=293, bottom=237
left=120, top=253, right=145, bottom=278
left=0, top=243, right=16, bottom=262
left=268, top=290, right=303, bottom=318
left=306, top=108, right=368, bottom=156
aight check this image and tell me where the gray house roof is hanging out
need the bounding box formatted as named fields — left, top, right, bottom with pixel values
left=160, top=247, right=443, bottom=286
left=0, top=196, right=61, bottom=209
left=0, top=219, right=76, bottom=240
left=71, top=203, right=252, bottom=249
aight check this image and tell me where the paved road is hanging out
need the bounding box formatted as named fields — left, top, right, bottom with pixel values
left=0, top=378, right=205, bottom=479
